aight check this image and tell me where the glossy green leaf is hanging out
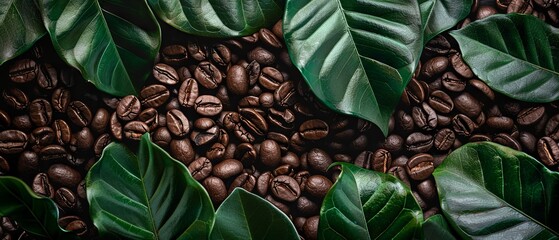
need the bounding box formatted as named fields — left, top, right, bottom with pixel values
left=418, top=0, right=472, bottom=41
left=283, top=0, right=423, bottom=136
left=37, top=0, right=161, bottom=96
left=210, top=188, right=299, bottom=240
left=0, top=176, right=77, bottom=239
left=450, top=14, right=559, bottom=102
left=86, top=134, right=214, bottom=239
left=148, top=0, right=284, bottom=37
left=433, top=142, right=559, bottom=239
left=319, top=163, right=423, bottom=240
left=0, top=0, right=46, bottom=65
left=423, top=214, right=456, bottom=240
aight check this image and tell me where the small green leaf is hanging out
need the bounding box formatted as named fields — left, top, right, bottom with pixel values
left=423, top=214, right=457, bottom=240
left=450, top=14, right=559, bottom=102
left=283, top=0, right=424, bottom=136
left=319, top=163, right=423, bottom=240
left=0, top=176, right=77, bottom=240
left=86, top=134, right=214, bottom=239
left=418, top=0, right=472, bottom=42
left=148, top=0, right=284, bottom=37
left=0, top=0, right=46, bottom=65
left=37, top=0, right=161, bottom=96
left=210, top=188, right=299, bottom=240
left=433, top=142, right=559, bottom=239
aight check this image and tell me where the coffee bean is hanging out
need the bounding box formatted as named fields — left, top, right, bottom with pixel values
left=37, top=63, right=58, bottom=90
left=166, top=109, right=190, bottom=137
left=519, top=131, right=537, bottom=153
left=424, top=35, right=452, bottom=57
left=153, top=63, right=179, bottom=85
left=123, top=121, right=149, bottom=140
left=259, top=93, right=275, bottom=108
left=428, top=90, right=453, bottom=114
left=226, top=65, right=249, bottom=95
left=402, top=78, right=426, bottom=106
left=191, top=121, right=220, bottom=146
left=0, top=109, right=10, bottom=130
left=161, top=45, right=188, bottom=66
left=203, top=176, right=227, bottom=204
left=2, top=88, right=28, bottom=111
left=406, top=132, right=434, bottom=153
left=213, top=159, right=243, bottom=179
left=48, top=164, right=81, bottom=188
left=17, top=151, right=39, bottom=179
left=268, top=108, right=295, bottom=130
left=9, top=59, right=38, bottom=83
left=274, top=81, right=297, bottom=107
left=450, top=53, right=474, bottom=78
left=259, top=67, right=284, bottom=91
left=372, top=149, right=391, bottom=173
left=420, top=56, right=448, bottom=79
left=468, top=79, right=495, bottom=101
left=40, top=145, right=69, bottom=162
left=206, top=143, right=225, bottom=161
left=188, top=157, right=212, bottom=181
left=187, top=42, right=207, bottom=61
left=266, top=195, right=290, bottom=215
left=271, top=175, right=300, bottom=202
left=30, top=126, right=55, bottom=148
left=51, top=88, right=71, bottom=113
left=354, top=151, right=373, bottom=169
left=248, top=47, right=275, bottom=66
left=417, top=178, right=437, bottom=202
left=537, top=137, right=559, bottom=167
left=508, top=0, right=533, bottom=14
left=493, top=133, right=522, bottom=151
left=434, top=128, right=455, bottom=151
left=305, top=148, right=332, bottom=173
left=0, top=156, right=9, bottom=175
left=299, top=119, right=329, bottom=141
left=256, top=171, right=273, bottom=196
left=170, top=138, right=195, bottom=165
left=137, top=108, right=158, bottom=131
left=140, top=84, right=170, bottom=108
left=228, top=173, right=256, bottom=194
left=239, top=96, right=261, bottom=108
left=195, top=61, right=222, bottom=89
left=110, top=112, right=123, bottom=140
left=0, top=130, right=27, bottom=154
left=239, top=108, right=268, bottom=136
left=55, top=187, right=78, bottom=210
left=116, top=95, right=141, bottom=121
left=486, top=116, right=514, bottom=132
left=259, top=28, right=282, bottom=48
left=454, top=92, right=482, bottom=118
left=517, top=106, right=545, bottom=126
left=28, top=99, right=52, bottom=126
left=178, top=78, right=199, bottom=108
left=388, top=166, right=410, bottom=186
left=195, top=95, right=223, bottom=116
left=412, top=102, right=437, bottom=131
left=297, top=196, right=320, bottom=216
left=32, top=173, right=54, bottom=198
left=260, top=140, right=281, bottom=168
left=303, top=216, right=319, bottom=240
left=210, top=44, right=231, bottom=67
left=246, top=60, right=261, bottom=86
left=152, top=127, right=172, bottom=148
left=397, top=110, right=415, bottom=132
left=65, top=220, right=88, bottom=236
left=234, top=143, right=257, bottom=166
left=453, top=114, right=477, bottom=136
left=406, top=153, right=434, bottom=181
left=93, top=133, right=111, bottom=157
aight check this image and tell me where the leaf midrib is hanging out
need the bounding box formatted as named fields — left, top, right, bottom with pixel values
left=132, top=149, right=160, bottom=240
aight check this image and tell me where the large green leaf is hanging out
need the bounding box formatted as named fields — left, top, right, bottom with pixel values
left=0, top=176, right=77, bottom=239
left=423, top=214, right=457, bottom=240
left=0, top=0, right=46, bottom=65
left=37, top=0, right=161, bottom=96
left=86, top=134, right=214, bottom=239
left=283, top=0, right=423, bottom=136
left=450, top=14, right=559, bottom=102
left=418, top=0, right=472, bottom=42
left=318, top=163, right=423, bottom=240
left=148, top=0, right=284, bottom=37
left=210, top=188, right=299, bottom=240
left=433, top=142, right=559, bottom=239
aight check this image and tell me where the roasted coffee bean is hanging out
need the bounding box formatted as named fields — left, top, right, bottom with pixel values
left=421, top=56, right=448, bottom=79
left=468, top=79, right=495, bottom=101
left=137, top=108, right=158, bottom=131
left=248, top=47, right=275, bottom=66
left=259, top=67, right=284, bottom=91
left=519, top=131, right=537, bottom=153
left=274, top=81, right=297, bottom=107
left=246, top=60, right=261, bottom=86
left=191, top=124, right=220, bottom=147
left=406, top=153, right=434, bottom=181
left=259, top=93, right=275, bottom=108
left=188, top=157, right=212, bottom=181
left=153, top=63, right=179, bottom=85
left=123, top=121, right=149, bottom=140
left=205, top=143, right=225, bottom=161
left=372, top=149, right=391, bottom=173
left=238, top=96, right=261, bottom=108
left=417, top=178, right=437, bottom=202
left=93, top=133, right=111, bottom=157
left=195, top=95, right=223, bottom=116
left=268, top=108, right=295, bottom=130
left=424, top=35, right=452, bottom=57
left=354, top=151, right=374, bottom=169
left=239, top=108, right=268, bottom=136
left=235, top=143, right=258, bottom=166
left=517, top=106, right=545, bottom=126
left=266, top=195, right=290, bottom=215
left=203, top=176, right=227, bottom=204
left=453, top=114, right=477, bottom=136
left=434, top=128, right=455, bottom=151
left=450, top=53, right=474, bottom=78
left=66, top=101, right=92, bottom=128
left=256, top=171, right=273, bottom=196
left=213, top=159, right=243, bottom=179
left=187, top=42, right=207, bottom=61
left=37, top=63, right=58, bottom=89
left=166, top=109, right=190, bottom=137
left=9, top=59, right=37, bottom=83
left=271, top=175, right=300, bottom=202
left=303, top=216, right=319, bottom=240
left=406, top=132, right=434, bottom=153
left=0, top=130, right=27, bottom=154
left=110, top=112, right=123, bottom=140
left=305, top=175, right=333, bottom=199
left=89, top=108, right=109, bottom=134
left=412, top=103, right=437, bottom=131
left=546, top=114, right=559, bottom=140
left=454, top=92, right=482, bottom=118
left=12, top=114, right=32, bottom=132
left=55, top=187, right=78, bottom=210
left=226, top=65, right=249, bottom=95
left=442, top=71, right=466, bottom=92
left=30, top=126, right=55, bottom=148
left=51, top=88, right=71, bottom=113
left=170, top=138, right=195, bottom=165
left=259, top=28, right=282, bottom=48
left=39, top=144, right=68, bottom=162
left=305, top=148, right=332, bottom=173
left=32, top=173, right=55, bottom=198
left=195, top=61, right=222, bottom=89
left=178, top=78, right=199, bottom=108
left=116, top=95, right=141, bottom=121
left=486, top=116, right=514, bottom=132
left=29, top=99, right=52, bottom=126
left=260, top=139, right=282, bottom=167
left=388, top=166, right=410, bottom=186
left=48, top=164, right=81, bottom=188
left=65, top=220, right=88, bottom=236
left=71, top=127, right=94, bottom=151
left=0, top=156, right=8, bottom=175
left=398, top=110, right=415, bottom=132
left=152, top=127, right=172, bottom=148
left=428, top=90, right=453, bottom=114
left=0, top=109, right=9, bottom=130
left=537, top=137, right=559, bottom=167
left=17, top=151, right=39, bottom=179
left=298, top=119, right=329, bottom=141
left=273, top=164, right=294, bottom=176
left=402, top=78, right=426, bottom=106
left=508, top=0, right=533, bottom=14
left=228, top=173, right=256, bottom=194
left=493, top=133, right=522, bottom=151
left=297, top=196, right=320, bottom=216
left=161, top=45, right=188, bottom=66
left=140, top=84, right=170, bottom=108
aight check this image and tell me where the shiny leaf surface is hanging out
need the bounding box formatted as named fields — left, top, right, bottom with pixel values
left=423, top=214, right=456, bottom=240
left=0, top=176, right=77, bottom=239
left=37, top=0, right=161, bottom=96
left=418, top=0, right=472, bottom=41
left=319, top=163, right=423, bottom=240
left=433, top=142, right=559, bottom=239
left=0, top=0, right=46, bottom=65
left=283, top=0, right=424, bottom=135
left=148, top=0, right=284, bottom=37
left=210, top=188, right=299, bottom=240
left=450, top=14, right=559, bottom=102
left=86, top=134, right=214, bottom=239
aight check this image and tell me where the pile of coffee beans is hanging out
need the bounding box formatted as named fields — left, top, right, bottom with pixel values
left=461, top=0, right=559, bottom=27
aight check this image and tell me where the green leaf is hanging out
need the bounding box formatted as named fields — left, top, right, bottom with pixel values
left=283, top=0, right=424, bottom=136
left=423, top=214, right=457, bottom=240
left=450, top=14, right=559, bottom=102
left=418, top=0, right=472, bottom=42
left=210, top=188, right=299, bottom=240
left=37, top=0, right=161, bottom=96
left=0, top=176, right=77, bottom=240
left=433, top=142, right=559, bottom=239
left=86, top=134, right=214, bottom=239
left=148, top=0, right=284, bottom=37
left=0, top=0, right=46, bottom=65
left=318, top=163, right=423, bottom=240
